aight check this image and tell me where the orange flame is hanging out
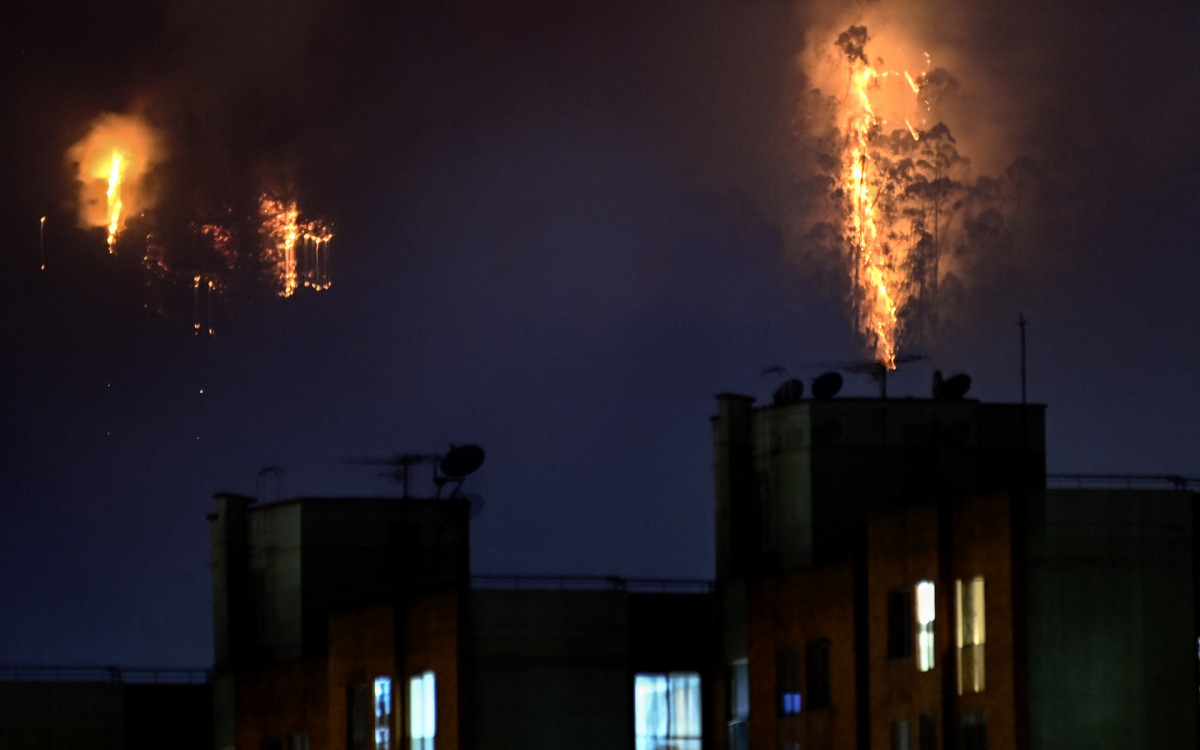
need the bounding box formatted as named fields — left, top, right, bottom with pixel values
left=832, top=28, right=932, bottom=369
left=105, top=153, right=124, bottom=253
left=68, top=113, right=160, bottom=253
left=260, top=194, right=333, bottom=297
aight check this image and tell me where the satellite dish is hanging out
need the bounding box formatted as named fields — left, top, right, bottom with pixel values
left=811, top=372, right=844, bottom=400
left=773, top=378, right=805, bottom=405
left=932, top=370, right=972, bottom=401
left=440, top=444, right=485, bottom=478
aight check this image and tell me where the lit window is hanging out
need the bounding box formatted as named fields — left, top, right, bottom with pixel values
left=776, top=650, right=802, bottom=715
left=374, top=677, right=392, bottom=750
left=635, top=672, right=702, bottom=750
left=916, top=580, right=936, bottom=672
left=408, top=671, right=435, bottom=750
left=955, top=577, right=985, bottom=694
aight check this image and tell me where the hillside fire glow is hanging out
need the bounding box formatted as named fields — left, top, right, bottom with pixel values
left=68, top=113, right=159, bottom=253
left=63, top=110, right=335, bottom=334
left=260, top=195, right=333, bottom=297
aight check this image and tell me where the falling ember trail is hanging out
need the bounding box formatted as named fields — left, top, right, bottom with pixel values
left=39, top=217, right=45, bottom=270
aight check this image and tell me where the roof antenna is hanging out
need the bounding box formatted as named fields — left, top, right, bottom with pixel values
left=257, top=466, right=284, bottom=503
left=1018, top=312, right=1028, bottom=404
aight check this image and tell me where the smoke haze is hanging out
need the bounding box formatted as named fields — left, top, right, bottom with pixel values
left=0, top=0, right=1196, bottom=667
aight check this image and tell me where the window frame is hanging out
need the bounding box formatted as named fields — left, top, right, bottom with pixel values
left=955, top=576, right=986, bottom=694
left=634, top=671, right=703, bottom=750
left=805, top=638, right=831, bottom=710
left=915, top=580, right=936, bottom=672
left=887, top=588, right=914, bottom=659
left=407, top=671, right=436, bottom=750
left=776, top=649, right=802, bottom=716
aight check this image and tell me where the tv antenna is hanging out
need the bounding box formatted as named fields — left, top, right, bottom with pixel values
left=800, top=354, right=927, bottom=399
left=346, top=444, right=485, bottom=499
left=848, top=354, right=927, bottom=398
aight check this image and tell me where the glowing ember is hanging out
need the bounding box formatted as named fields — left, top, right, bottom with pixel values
left=261, top=196, right=300, bottom=297
left=260, top=194, right=333, bottom=297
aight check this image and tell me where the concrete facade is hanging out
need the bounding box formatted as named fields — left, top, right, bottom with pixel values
left=212, top=490, right=716, bottom=750
left=209, top=493, right=470, bottom=750
left=1024, top=489, right=1196, bottom=749
left=467, top=587, right=714, bottom=750
left=205, top=388, right=1196, bottom=750
left=0, top=671, right=211, bottom=750
left=712, top=391, right=1197, bottom=750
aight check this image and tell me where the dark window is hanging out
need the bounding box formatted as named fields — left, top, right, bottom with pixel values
left=347, top=681, right=369, bottom=750
left=892, top=720, right=913, bottom=750
left=960, top=710, right=987, bottom=750
left=776, top=649, right=802, bottom=715
left=919, top=714, right=937, bottom=750
left=888, top=588, right=913, bottom=659
left=729, top=720, right=749, bottom=750
left=806, top=639, right=831, bottom=710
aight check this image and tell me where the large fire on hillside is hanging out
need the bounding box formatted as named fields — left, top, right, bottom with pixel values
left=67, top=112, right=333, bottom=334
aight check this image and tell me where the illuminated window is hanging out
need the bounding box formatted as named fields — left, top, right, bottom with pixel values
left=776, top=650, right=802, bottom=715
left=374, top=677, right=392, bottom=750
left=635, top=672, right=702, bottom=750
left=916, top=580, right=936, bottom=672
left=408, top=671, right=435, bottom=750
left=956, top=577, right=985, bottom=694
left=806, top=639, right=831, bottom=710
left=888, top=589, right=913, bottom=658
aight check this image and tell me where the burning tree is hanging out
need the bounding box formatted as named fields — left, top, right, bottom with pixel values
left=816, top=24, right=978, bottom=368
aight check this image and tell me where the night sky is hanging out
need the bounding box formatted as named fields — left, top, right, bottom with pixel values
left=1, top=0, right=1196, bottom=668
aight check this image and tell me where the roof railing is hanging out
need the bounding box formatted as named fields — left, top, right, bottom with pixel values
left=1047, top=474, right=1199, bottom=492
left=0, top=665, right=212, bottom=684
left=471, top=574, right=714, bottom=594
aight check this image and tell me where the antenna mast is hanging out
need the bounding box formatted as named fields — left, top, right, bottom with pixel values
left=1017, top=312, right=1027, bottom=404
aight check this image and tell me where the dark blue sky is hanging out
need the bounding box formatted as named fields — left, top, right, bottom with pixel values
left=1, top=0, right=1197, bottom=667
